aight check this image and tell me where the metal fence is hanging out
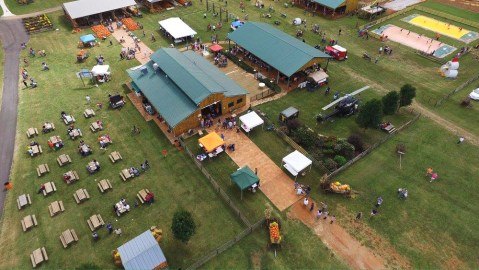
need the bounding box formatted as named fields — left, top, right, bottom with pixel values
left=179, top=136, right=252, bottom=227
left=250, top=88, right=276, bottom=102
left=185, top=218, right=265, bottom=270
left=325, top=111, right=421, bottom=180
left=434, top=73, right=479, bottom=107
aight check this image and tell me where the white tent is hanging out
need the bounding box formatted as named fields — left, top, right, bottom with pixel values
left=158, top=17, right=197, bottom=40
left=282, top=150, right=312, bottom=179
left=91, top=65, right=110, bottom=76
left=239, top=111, right=264, bottom=133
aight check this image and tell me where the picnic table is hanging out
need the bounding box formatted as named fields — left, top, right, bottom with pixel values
left=115, top=200, right=130, bottom=216
left=98, top=179, right=112, bottom=193
left=17, top=194, right=32, bottom=210
left=87, top=161, right=99, bottom=174
left=36, top=163, right=50, bottom=177
left=74, top=188, right=90, bottom=204
left=26, top=127, right=39, bottom=138
left=90, top=121, right=103, bottom=132
left=69, top=129, right=82, bottom=139
left=60, top=229, right=79, bottom=248
left=49, top=136, right=62, bottom=144
left=43, top=122, right=55, bottom=132
left=63, top=114, right=75, bottom=125
left=98, top=135, right=112, bottom=146
left=30, top=145, right=42, bottom=156
left=21, top=214, right=38, bottom=231
left=30, top=247, right=48, bottom=268
left=57, top=154, right=72, bottom=166
left=63, top=170, right=80, bottom=184
left=48, top=200, right=65, bottom=216
left=109, top=151, right=123, bottom=163
left=87, top=214, right=105, bottom=231
left=43, top=181, right=57, bottom=196
left=120, top=168, right=133, bottom=181
left=84, top=109, right=96, bottom=118
left=137, top=188, right=150, bottom=204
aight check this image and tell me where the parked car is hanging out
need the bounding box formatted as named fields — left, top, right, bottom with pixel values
left=109, top=94, right=125, bottom=109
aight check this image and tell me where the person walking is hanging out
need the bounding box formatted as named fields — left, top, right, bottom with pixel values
left=107, top=223, right=113, bottom=234
left=330, top=215, right=336, bottom=224
left=370, top=208, right=378, bottom=217
left=86, top=95, right=91, bottom=104
left=374, top=56, right=379, bottom=64
left=316, top=209, right=322, bottom=219
left=109, top=39, right=113, bottom=46
left=356, top=212, right=363, bottom=220
left=323, top=211, right=329, bottom=220
left=23, top=80, right=28, bottom=88
left=303, top=197, right=309, bottom=207
left=309, top=202, right=315, bottom=212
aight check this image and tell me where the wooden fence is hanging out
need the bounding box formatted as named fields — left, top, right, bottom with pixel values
left=434, top=73, right=479, bottom=107
left=250, top=88, right=276, bottom=102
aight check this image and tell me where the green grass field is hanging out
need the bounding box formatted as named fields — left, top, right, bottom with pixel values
left=4, top=0, right=65, bottom=15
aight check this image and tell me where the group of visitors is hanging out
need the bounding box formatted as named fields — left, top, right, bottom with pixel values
left=78, top=140, right=92, bottom=156
left=26, top=141, right=39, bottom=156
left=214, top=53, right=228, bottom=67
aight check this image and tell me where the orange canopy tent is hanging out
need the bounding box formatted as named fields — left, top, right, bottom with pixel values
left=198, top=132, right=224, bottom=153
left=209, top=44, right=223, bottom=52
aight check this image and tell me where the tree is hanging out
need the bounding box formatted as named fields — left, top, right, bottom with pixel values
left=399, top=84, right=416, bottom=108
left=382, top=91, right=399, bottom=115
left=356, top=99, right=383, bottom=130
left=171, top=210, right=196, bottom=243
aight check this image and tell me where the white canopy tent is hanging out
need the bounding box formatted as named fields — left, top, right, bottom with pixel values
left=239, top=111, right=264, bottom=133
left=282, top=150, right=312, bottom=179
left=91, top=65, right=110, bottom=76
left=158, top=17, right=197, bottom=40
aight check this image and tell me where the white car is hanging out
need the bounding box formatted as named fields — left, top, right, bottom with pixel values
left=469, top=88, right=479, bottom=100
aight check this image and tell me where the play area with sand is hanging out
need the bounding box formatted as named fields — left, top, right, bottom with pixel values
left=402, top=14, right=479, bottom=43
left=372, top=24, right=456, bottom=58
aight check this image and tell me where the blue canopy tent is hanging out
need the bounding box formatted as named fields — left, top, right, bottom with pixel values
left=230, top=166, right=260, bottom=200
left=231, top=20, right=244, bottom=30
left=79, top=34, right=96, bottom=46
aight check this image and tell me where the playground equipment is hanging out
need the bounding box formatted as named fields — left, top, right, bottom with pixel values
left=317, top=86, right=369, bottom=122
left=438, top=57, right=459, bottom=79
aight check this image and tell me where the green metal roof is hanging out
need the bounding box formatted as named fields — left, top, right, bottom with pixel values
left=182, top=51, right=247, bottom=97
left=312, top=0, right=345, bottom=9
left=150, top=48, right=247, bottom=104
left=230, top=166, right=259, bottom=190
left=127, top=61, right=197, bottom=128
left=227, top=22, right=331, bottom=77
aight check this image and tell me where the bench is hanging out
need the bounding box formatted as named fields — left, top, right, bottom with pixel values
left=109, top=151, right=123, bottom=163
left=87, top=219, right=94, bottom=231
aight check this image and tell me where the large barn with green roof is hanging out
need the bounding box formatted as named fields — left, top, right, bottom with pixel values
left=127, top=48, right=248, bottom=136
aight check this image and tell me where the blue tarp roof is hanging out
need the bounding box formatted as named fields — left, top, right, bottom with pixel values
left=80, top=34, right=96, bottom=43
left=118, top=230, right=167, bottom=270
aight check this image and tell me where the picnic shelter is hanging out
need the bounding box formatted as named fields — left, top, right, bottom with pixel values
left=227, top=22, right=331, bottom=85
left=62, top=0, right=137, bottom=27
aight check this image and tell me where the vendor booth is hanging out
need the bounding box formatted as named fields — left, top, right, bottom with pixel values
left=306, top=69, right=329, bottom=90
left=239, top=111, right=264, bottom=134
left=231, top=20, right=244, bottom=30
left=279, top=107, right=299, bottom=123
left=324, top=45, right=347, bottom=60
left=209, top=44, right=223, bottom=53
left=282, top=150, right=312, bottom=179
left=91, top=65, right=111, bottom=83
left=79, top=34, right=96, bottom=47
left=231, top=166, right=260, bottom=200
left=198, top=132, right=225, bottom=157
left=159, top=17, right=197, bottom=44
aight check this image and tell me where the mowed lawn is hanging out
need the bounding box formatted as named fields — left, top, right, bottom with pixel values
left=4, top=0, right=66, bottom=15
left=0, top=11, right=245, bottom=269
left=330, top=118, right=479, bottom=268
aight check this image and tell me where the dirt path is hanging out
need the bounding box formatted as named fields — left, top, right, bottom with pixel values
left=411, top=102, right=479, bottom=146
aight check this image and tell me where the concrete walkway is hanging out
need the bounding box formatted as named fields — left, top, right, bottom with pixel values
left=0, top=0, right=14, bottom=17
left=0, top=18, right=29, bottom=212
left=207, top=127, right=301, bottom=211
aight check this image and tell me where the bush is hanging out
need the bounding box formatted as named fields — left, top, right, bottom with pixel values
left=291, top=127, right=317, bottom=149
left=323, top=158, right=338, bottom=171
left=336, top=139, right=355, bottom=159
left=286, top=118, right=301, bottom=133
left=171, top=210, right=196, bottom=243
left=382, top=91, right=399, bottom=115
left=334, top=155, right=348, bottom=166
left=347, top=134, right=364, bottom=153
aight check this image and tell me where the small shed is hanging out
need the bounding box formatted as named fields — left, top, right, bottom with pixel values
left=239, top=111, right=264, bottom=134
left=282, top=150, right=312, bottom=179
left=279, top=107, right=299, bottom=123
left=230, top=166, right=260, bottom=200
left=117, top=230, right=168, bottom=270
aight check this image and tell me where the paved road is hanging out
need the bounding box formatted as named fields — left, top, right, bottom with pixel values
left=0, top=18, right=28, bottom=212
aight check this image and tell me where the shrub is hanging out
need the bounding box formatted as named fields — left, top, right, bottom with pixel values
left=382, top=91, right=399, bottom=115
left=286, top=118, right=301, bottom=133
left=291, top=127, right=317, bottom=149
left=336, top=139, right=355, bottom=159
left=399, top=84, right=416, bottom=108
left=347, top=134, right=364, bottom=153
left=334, top=155, right=348, bottom=166
left=323, top=158, right=338, bottom=171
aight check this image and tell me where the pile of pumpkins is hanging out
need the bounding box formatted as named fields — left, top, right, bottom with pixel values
left=330, top=181, right=351, bottom=192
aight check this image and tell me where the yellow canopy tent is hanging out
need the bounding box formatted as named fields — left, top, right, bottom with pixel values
left=198, top=132, right=224, bottom=153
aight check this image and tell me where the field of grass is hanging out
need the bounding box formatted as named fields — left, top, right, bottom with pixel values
left=0, top=11, right=245, bottom=269
left=4, top=0, right=65, bottom=15
left=420, top=1, right=479, bottom=21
